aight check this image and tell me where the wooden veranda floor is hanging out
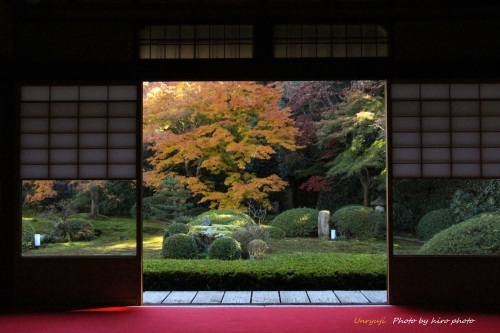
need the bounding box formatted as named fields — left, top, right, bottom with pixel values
left=143, top=290, right=387, bottom=305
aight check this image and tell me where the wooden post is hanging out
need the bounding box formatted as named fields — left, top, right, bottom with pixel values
left=318, top=210, right=330, bottom=239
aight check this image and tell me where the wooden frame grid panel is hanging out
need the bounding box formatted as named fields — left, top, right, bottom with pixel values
left=19, top=85, right=138, bottom=180
left=390, top=83, right=500, bottom=178
left=139, top=25, right=254, bottom=59
left=273, top=24, right=389, bottom=58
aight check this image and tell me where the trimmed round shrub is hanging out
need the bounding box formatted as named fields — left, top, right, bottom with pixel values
left=419, top=212, right=500, bottom=255
left=208, top=237, right=242, bottom=260
left=231, top=225, right=270, bottom=258
left=22, top=219, right=35, bottom=251
left=248, top=239, right=268, bottom=259
left=66, top=218, right=95, bottom=242
left=162, top=234, right=198, bottom=259
left=270, top=208, right=319, bottom=237
left=331, top=205, right=384, bottom=239
left=263, top=225, right=286, bottom=239
left=190, top=210, right=255, bottom=227
left=164, top=222, right=190, bottom=238
left=416, top=208, right=457, bottom=241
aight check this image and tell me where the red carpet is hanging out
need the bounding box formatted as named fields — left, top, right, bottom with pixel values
left=1, top=305, right=498, bottom=333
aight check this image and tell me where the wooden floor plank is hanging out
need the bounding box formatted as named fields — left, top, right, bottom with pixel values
left=162, top=291, right=198, bottom=304
left=280, top=291, right=310, bottom=304
left=192, top=291, right=225, bottom=304
left=360, top=290, right=387, bottom=304
left=251, top=291, right=280, bottom=304
left=221, top=291, right=252, bottom=304
left=334, top=290, right=369, bottom=304
left=307, top=290, right=340, bottom=304
left=143, top=291, right=170, bottom=304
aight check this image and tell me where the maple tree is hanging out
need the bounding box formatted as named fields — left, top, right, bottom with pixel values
left=143, top=81, right=300, bottom=211
left=22, top=180, right=57, bottom=207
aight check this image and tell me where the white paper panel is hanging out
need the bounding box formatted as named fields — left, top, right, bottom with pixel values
left=108, top=133, right=136, bottom=148
left=421, top=102, right=449, bottom=116
left=450, top=84, right=479, bottom=99
left=108, top=165, right=136, bottom=178
left=50, top=165, right=77, bottom=178
left=51, top=86, right=79, bottom=101
left=422, top=132, right=450, bottom=147
left=481, top=117, right=500, bottom=131
left=422, top=164, right=451, bottom=177
left=21, top=149, right=48, bottom=164
left=108, top=102, right=136, bottom=117
left=50, top=149, right=78, bottom=164
left=391, top=101, right=420, bottom=116
left=482, top=164, right=500, bottom=177
left=392, top=148, right=421, bottom=163
left=481, top=101, right=500, bottom=116
left=482, top=148, right=500, bottom=163
left=109, top=118, right=136, bottom=132
left=21, top=103, right=49, bottom=117
left=392, top=117, right=420, bottom=132
left=21, top=86, right=50, bottom=101
left=451, top=101, right=479, bottom=116
left=421, top=84, right=449, bottom=99
left=108, top=149, right=136, bottom=164
left=452, top=164, right=481, bottom=177
left=50, top=134, right=78, bottom=148
left=422, top=117, right=450, bottom=131
left=422, top=148, right=450, bottom=163
left=20, top=165, right=48, bottom=179
left=392, top=164, right=421, bottom=177
left=452, top=148, right=480, bottom=163
left=80, top=86, right=108, bottom=101
left=80, top=103, right=107, bottom=117
left=21, top=134, right=49, bottom=148
left=79, top=118, right=107, bottom=132
left=482, top=132, right=500, bottom=147
left=21, top=119, right=49, bottom=133
left=51, top=118, right=78, bottom=133
left=452, top=132, right=480, bottom=147
left=451, top=117, right=480, bottom=132
left=391, top=84, right=420, bottom=99
left=50, top=103, right=78, bottom=117
left=109, top=86, right=137, bottom=101
left=480, top=84, right=500, bottom=98
left=79, top=149, right=107, bottom=163
left=392, top=133, right=420, bottom=147
left=79, top=165, right=107, bottom=178
left=79, top=134, right=107, bottom=148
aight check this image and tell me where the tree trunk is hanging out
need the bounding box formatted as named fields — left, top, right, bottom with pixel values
left=357, top=171, right=370, bottom=207
left=89, top=185, right=100, bottom=219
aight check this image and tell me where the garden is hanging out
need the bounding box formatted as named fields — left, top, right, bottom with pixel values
left=21, top=81, right=500, bottom=291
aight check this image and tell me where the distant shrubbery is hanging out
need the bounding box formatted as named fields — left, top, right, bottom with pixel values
left=419, top=212, right=500, bottom=255
left=22, top=219, right=35, bottom=252
left=208, top=237, right=242, bottom=260
left=162, top=234, right=198, bottom=259
left=416, top=208, right=457, bottom=241
left=271, top=208, right=319, bottom=237
left=190, top=210, right=255, bottom=227
left=331, top=206, right=384, bottom=239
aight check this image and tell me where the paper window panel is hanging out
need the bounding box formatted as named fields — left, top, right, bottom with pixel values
left=422, top=164, right=451, bottom=177
left=481, top=101, right=500, bottom=116
left=482, top=117, right=500, bottom=131
left=452, top=148, right=481, bottom=163
left=421, top=84, right=449, bottom=99
left=450, top=84, right=479, bottom=99
left=392, top=117, right=420, bottom=132
left=480, top=84, right=500, bottom=98
left=452, top=132, right=480, bottom=147
left=391, top=84, right=420, bottom=99
left=422, top=117, right=450, bottom=132
left=482, top=164, right=500, bottom=177
left=452, top=164, right=481, bottom=177
left=392, top=102, right=420, bottom=116
left=392, top=164, right=421, bottom=177
left=451, top=101, right=479, bottom=116
left=51, top=103, right=79, bottom=117
left=392, top=133, right=420, bottom=147
left=20, top=85, right=138, bottom=180
left=421, top=102, right=449, bottom=116
left=422, top=148, right=450, bottom=163
left=482, top=148, right=500, bottom=163
left=422, top=132, right=450, bottom=147
left=451, top=117, right=480, bottom=132
left=393, top=148, right=421, bottom=163
left=481, top=132, right=500, bottom=147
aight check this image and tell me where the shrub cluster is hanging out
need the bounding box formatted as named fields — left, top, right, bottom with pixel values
left=231, top=225, right=269, bottom=258
left=416, top=208, right=457, bottom=241
left=190, top=210, right=255, bottom=227
left=248, top=239, right=267, bottom=259
left=162, top=234, right=198, bottom=259
left=263, top=225, right=286, bottom=239
left=331, top=206, right=384, bottom=239
left=22, top=219, right=35, bottom=252
left=164, top=222, right=190, bottom=238
left=271, top=208, right=319, bottom=237
left=419, top=212, right=500, bottom=255
left=208, top=237, right=242, bottom=260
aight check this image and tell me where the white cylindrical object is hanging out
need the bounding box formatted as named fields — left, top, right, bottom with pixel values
left=34, top=234, right=41, bottom=247
left=330, top=229, right=336, bottom=240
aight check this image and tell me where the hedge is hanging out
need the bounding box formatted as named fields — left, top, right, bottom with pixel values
left=143, top=253, right=386, bottom=291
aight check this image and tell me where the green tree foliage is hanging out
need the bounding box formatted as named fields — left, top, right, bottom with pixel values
left=317, top=81, right=386, bottom=207
left=450, top=179, right=500, bottom=222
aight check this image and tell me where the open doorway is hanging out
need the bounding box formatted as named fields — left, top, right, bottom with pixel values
left=141, top=80, right=389, bottom=304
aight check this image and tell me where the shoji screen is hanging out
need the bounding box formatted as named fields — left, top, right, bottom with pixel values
left=390, top=83, right=500, bottom=178
left=20, top=85, right=138, bottom=180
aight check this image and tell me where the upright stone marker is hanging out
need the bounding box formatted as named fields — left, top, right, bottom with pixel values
left=318, top=210, right=330, bottom=239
